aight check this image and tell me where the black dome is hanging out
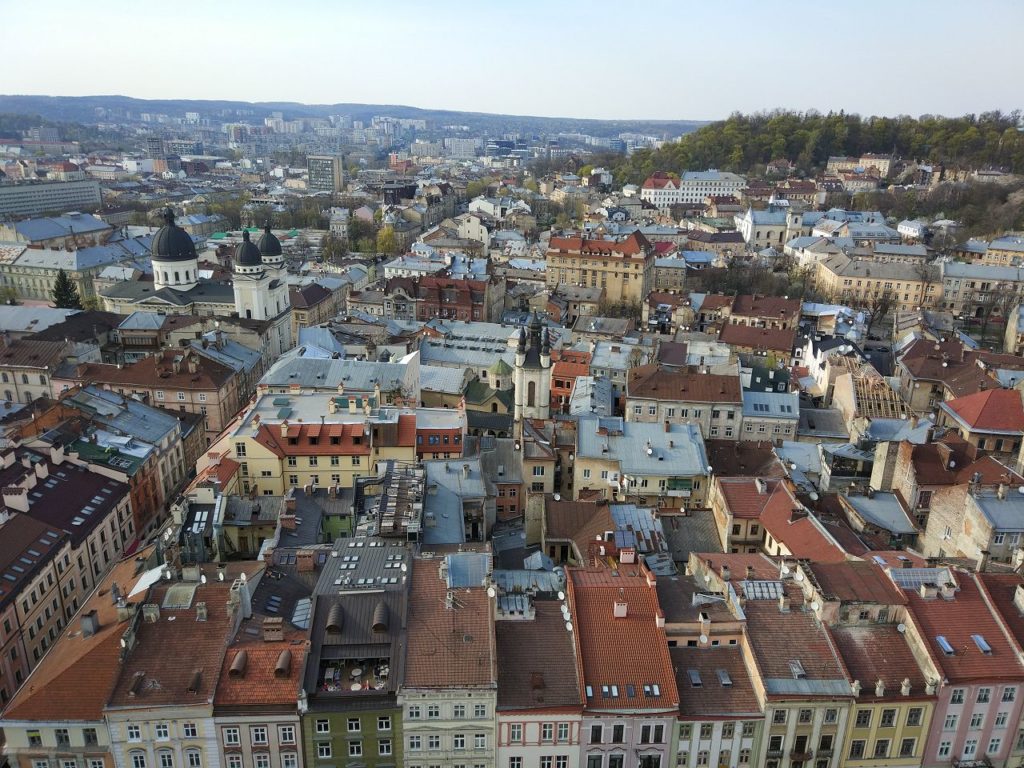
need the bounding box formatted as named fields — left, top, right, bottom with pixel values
left=151, top=209, right=197, bottom=262
left=256, top=223, right=282, bottom=257
left=234, top=230, right=262, bottom=267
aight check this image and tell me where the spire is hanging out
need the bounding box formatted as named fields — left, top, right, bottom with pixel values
left=517, top=326, right=527, bottom=353
left=541, top=327, right=550, bottom=355
left=162, top=208, right=175, bottom=226
left=242, top=230, right=250, bottom=242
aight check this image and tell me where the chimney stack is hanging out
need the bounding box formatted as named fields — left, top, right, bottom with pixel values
left=779, top=595, right=790, bottom=613
left=720, top=565, right=731, bottom=581
left=80, top=610, right=100, bottom=638
left=901, top=678, right=911, bottom=696
left=875, top=679, right=886, bottom=697
left=852, top=679, right=861, bottom=696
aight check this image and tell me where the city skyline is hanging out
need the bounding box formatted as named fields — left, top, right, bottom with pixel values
left=2, top=0, right=1022, bottom=122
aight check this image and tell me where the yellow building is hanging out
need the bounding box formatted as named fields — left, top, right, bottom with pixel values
left=815, top=253, right=939, bottom=311
left=830, top=624, right=936, bottom=768
left=545, top=231, right=656, bottom=305
left=205, top=393, right=418, bottom=496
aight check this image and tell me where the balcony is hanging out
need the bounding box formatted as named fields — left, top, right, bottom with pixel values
left=816, top=748, right=833, bottom=758
left=765, top=750, right=784, bottom=759
left=952, top=759, right=993, bottom=768
left=789, top=750, right=813, bottom=761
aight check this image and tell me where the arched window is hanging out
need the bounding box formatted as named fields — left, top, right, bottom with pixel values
left=130, top=752, right=147, bottom=768
left=527, top=381, right=536, bottom=407
left=157, top=750, right=174, bottom=768
left=246, top=310, right=252, bottom=319
left=184, top=750, right=202, bottom=768
left=174, top=271, right=180, bottom=283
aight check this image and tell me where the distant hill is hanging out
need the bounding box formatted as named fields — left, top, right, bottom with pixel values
left=0, top=94, right=705, bottom=139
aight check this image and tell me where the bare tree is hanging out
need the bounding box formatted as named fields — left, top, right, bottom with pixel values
left=914, top=262, right=940, bottom=308
left=864, top=288, right=898, bottom=337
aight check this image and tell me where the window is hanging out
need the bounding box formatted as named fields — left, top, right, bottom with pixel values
left=128, top=725, right=141, bottom=742
left=224, top=728, right=240, bottom=746
left=907, top=708, right=923, bottom=727
left=251, top=727, right=268, bottom=746
left=900, top=738, right=916, bottom=758
left=696, top=753, right=709, bottom=767
left=557, top=723, right=569, bottom=741
left=510, top=760, right=523, bottom=768
left=798, top=709, right=812, bottom=724
left=254, top=756, right=269, bottom=768
left=428, top=736, right=440, bottom=750
left=279, top=726, right=295, bottom=744
left=874, top=739, right=890, bottom=758
left=84, top=729, right=98, bottom=747
left=742, top=721, right=755, bottom=737
left=474, top=734, right=486, bottom=749
left=587, top=757, right=602, bottom=768
left=542, top=723, right=554, bottom=742
left=945, top=714, right=958, bottom=730
left=56, top=729, right=71, bottom=747
left=177, top=392, right=186, bottom=401
left=132, top=754, right=147, bottom=768
left=348, top=742, right=362, bottom=758
left=409, top=736, right=421, bottom=751
left=379, top=740, right=392, bottom=756
left=475, top=704, right=487, bottom=718
left=227, top=758, right=242, bottom=768
left=409, top=706, right=421, bottom=720
left=848, top=741, right=865, bottom=759
left=159, top=755, right=174, bottom=768
left=721, top=723, right=734, bottom=739
left=978, top=687, right=992, bottom=703
left=938, top=741, right=951, bottom=758
left=951, top=688, right=965, bottom=704
left=183, top=724, right=197, bottom=739
left=988, top=738, right=1002, bottom=755
left=880, top=709, right=896, bottom=728
left=454, top=734, right=466, bottom=750
left=590, top=725, right=602, bottom=744
left=1004, top=687, right=1017, bottom=702
left=738, top=750, right=750, bottom=765
left=428, top=704, right=440, bottom=719
left=583, top=469, right=591, bottom=479
left=378, top=716, right=391, bottom=731
left=855, top=709, right=871, bottom=728
left=317, top=743, right=331, bottom=759
left=612, top=724, right=624, bottom=743
left=772, top=710, right=786, bottom=724
left=316, top=719, right=330, bottom=734
left=964, top=739, right=978, bottom=757
left=699, top=724, right=713, bottom=740
left=347, top=718, right=360, bottom=733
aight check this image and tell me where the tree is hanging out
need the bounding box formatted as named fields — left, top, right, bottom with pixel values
left=51, top=269, right=83, bottom=309
left=376, top=226, right=397, bottom=255
left=348, top=217, right=378, bottom=246
left=319, top=232, right=345, bottom=261
left=864, top=288, right=897, bottom=337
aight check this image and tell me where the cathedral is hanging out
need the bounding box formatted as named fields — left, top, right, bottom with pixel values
left=102, top=209, right=293, bottom=357
left=513, top=311, right=552, bottom=424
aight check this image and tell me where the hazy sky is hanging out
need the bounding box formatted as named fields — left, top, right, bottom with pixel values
left=2, top=0, right=1022, bottom=121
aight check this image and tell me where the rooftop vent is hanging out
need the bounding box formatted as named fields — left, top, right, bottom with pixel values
left=228, top=650, right=247, bottom=678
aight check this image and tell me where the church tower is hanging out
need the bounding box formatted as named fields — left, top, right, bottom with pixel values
left=513, top=312, right=551, bottom=423
left=151, top=209, right=199, bottom=291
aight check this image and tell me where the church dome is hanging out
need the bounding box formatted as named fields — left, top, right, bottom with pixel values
left=151, top=209, right=196, bottom=262
left=256, top=223, right=282, bottom=257
left=234, top=230, right=262, bottom=267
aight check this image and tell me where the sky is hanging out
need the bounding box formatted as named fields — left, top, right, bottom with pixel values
left=2, top=0, right=1023, bottom=122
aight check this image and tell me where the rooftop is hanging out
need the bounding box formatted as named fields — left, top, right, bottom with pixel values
left=495, top=601, right=582, bottom=711
left=670, top=646, right=761, bottom=718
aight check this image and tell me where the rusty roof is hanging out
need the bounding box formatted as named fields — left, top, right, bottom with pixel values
left=496, top=601, right=583, bottom=711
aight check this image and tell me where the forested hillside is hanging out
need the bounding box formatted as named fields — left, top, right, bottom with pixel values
left=605, top=111, right=1024, bottom=183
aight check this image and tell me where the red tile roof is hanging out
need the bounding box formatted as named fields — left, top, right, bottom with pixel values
left=804, top=560, right=906, bottom=605
left=730, top=295, right=801, bottom=319
left=718, top=323, right=796, bottom=353
left=405, top=558, right=496, bottom=688
left=903, top=572, right=1024, bottom=683
left=671, top=646, right=761, bottom=717
left=548, top=231, right=651, bottom=258
left=976, top=572, right=1024, bottom=654
left=907, top=435, right=1021, bottom=486
left=627, top=365, right=742, bottom=404
left=642, top=173, right=678, bottom=190
left=545, top=497, right=613, bottom=561
left=717, top=477, right=783, bottom=519
left=2, top=550, right=153, bottom=721
left=705, top=440, right=786, bottom=479
left=829, top=625, right=931, bottom=701
left=567, top=566, right=679, bottom=711
left=942, top=388, right=1024, bottom=433
left=214, top=631, right=308, bottom=708
left=759, top=486, right=849, bottom=563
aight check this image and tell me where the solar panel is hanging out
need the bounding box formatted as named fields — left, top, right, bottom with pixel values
left=890, top=568, right=950, bottom=590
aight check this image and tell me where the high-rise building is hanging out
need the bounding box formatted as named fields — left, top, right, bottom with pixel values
left=306, top=154, right=345, bottom=195
left=146, top=136, right=165, bottom=158
left=0, top=180, right=102, bottom=217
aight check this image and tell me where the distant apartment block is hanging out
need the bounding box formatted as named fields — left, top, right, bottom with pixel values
left=0, top=180, right=102, bottom=217
left=306, top=154, right=345, bottom=195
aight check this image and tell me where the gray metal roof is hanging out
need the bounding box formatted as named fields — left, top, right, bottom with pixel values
left=842, top=492, right=917, bottom=534
left=576, top=414, right=709, bottom=477
left=973, top=492, right=1024, bottom=531
left=0, top=306, right=79, bottom=334
left=261, top=351, right=419, bottom=396
left=741, top=389, right=799, bottom=419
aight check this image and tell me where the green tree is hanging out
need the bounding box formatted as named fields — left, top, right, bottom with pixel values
left=376, top=226, right=397, bottom=255
left=348, top=217, right=378, bottom=245
left=51, top=269, right=83, bottom=309
left=320, top=232, right=346, bottom=261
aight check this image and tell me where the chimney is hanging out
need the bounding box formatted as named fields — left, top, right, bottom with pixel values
left=852, top=679, right=861, bottom=696
left=720, top=565, right=731, bottom=581
left=2, top=487, right=29, bottom=513
left=976, top=550, right=991, bottom=573
left=926, top=680, right=937, bottom=695
left=754, top=478, right=766, bottom=494
left=263, top=616, right=284, bottom=642
left=939, top=581, right=957, bottom=600
left=663, top=420, right=670, bottom=432
left=117, top=602, right=135, bottom=623
left=655, top=609, right=665, bottom=629
left=1013, top=584, right=1024, bottom=614
left=328, top=399, right=337, bottom=414
left=280, top=421, right=288, bottom=438
left=195, top=602, right=208, bottom=621
left=280, top=510, right=297, bottom=530
left=919, top=583, right=938, bottom=599
left=142, top=603, right=161, bottom=623
left=901, top=678, right=912, bottom=696
left=998, top=484, right=1008, bottom=501
left=746, top=565, right=755, bottom=579
left=229, top=576, right=252, bottom=620
left=613, top=600, right=628, bottom=618
left=463, top=463, right=470, bottom=479
left=296, top=550, right=315, bottom=572
left=875, top=679, right=886, bottom=697
left=699, top=611, right=711, bottom=638
left=80, top=609, right=100, bottom=638
left=779, top=594, right=790, bottom=613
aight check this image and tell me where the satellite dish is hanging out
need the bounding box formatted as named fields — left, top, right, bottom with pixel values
left=401, top=563, right=408, bottom=572
left=565, top=622, right=573, bottom=632
left=1018, top=486, right=1024, bottom=495
left=553, top=493, right=561, bottom=501
left=486, top=586, right=496, bottom=598
left=897, top=623, right=907, bottom=634
left=699, top=633, right=709, bottom=644
left=810, top=601, right=820, bottom=611
left=557, top=590, right=566, bottom=601
left=790, top=463, right=798, bottom=470
left=809, top=492, right=819, bottom=501
left=200, top=574, right=207, bottom=585
left=781, top=564, right=791, bottom=575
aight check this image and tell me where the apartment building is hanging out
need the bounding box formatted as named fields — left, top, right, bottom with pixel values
left=545, top=233, right=656, bottom=305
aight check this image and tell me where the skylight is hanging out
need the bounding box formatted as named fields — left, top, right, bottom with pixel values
left=936, top=635, right=955, bottom=655
left=789, top=660, right=806, bottom=679
left=717, top=669, right=733, bottom=687
left=687, top=669, right=703, bottom=687
left=972, top=635, right=992, bottom=654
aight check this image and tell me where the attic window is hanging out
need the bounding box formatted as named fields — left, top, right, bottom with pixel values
left=600, top=685, right=610, bottom=698
left=972, top=635, right=993, bottom=654
left=687, top=669, right=703, bottom=687
left=585, top=685, right=593, bottom=698
left=789, top=660, right=806, bottom=679
left=717, top=669, right=733, bottom=687
left=937, top=635, right=955, bottom=656
left=625, top=684, right=636, bottom=698
left=643, top=683, right=661, bottom=697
